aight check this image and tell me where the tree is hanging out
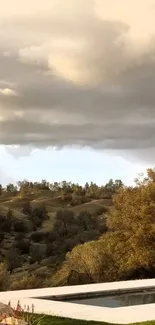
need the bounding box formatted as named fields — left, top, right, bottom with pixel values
left=53, top=210, right=76, bottom=236
left=17, top=180, right=33, bottom=197
left=30, top=243, right=46, bottom=264
left=15, top=238, right=30, bottom=254
left=31, top=204, right=49, bottom=229
left=57, top=168, right=155, bottom=285
left=105, top=179, right=123, bottom=192
left=0, top=184, right=3, bottom=195
left=13, top=218, right=28, bottom=232
left=106, top=169, right=155, bottom=278
left=31, top=231, right=47, bottom=243
left=5, top=248, right=22, bottom=273
left=0, top=263, right=10, bottom=290
left=22, top=201, right=32, bottom=216
left=114, top=179, right=124, bottom=189
left=0, top=232, right=4, bottom=242
left=41, top=179, right=50, bottom=190
left=0, top=209, right=13, bottom=233
left=76, top=211, right=97, bottom=231
left=54, top=240, right=113, bottom=285
left=6, top=183, right=17, bottom=193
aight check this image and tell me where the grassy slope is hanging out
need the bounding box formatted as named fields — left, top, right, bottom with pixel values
left=0, top=190, right=112, bottom=281
left=43, top=316, right=113, bottom=325
left=0, top=191, right=112, bottom=231
left=38, top=315, right=155, bottom=325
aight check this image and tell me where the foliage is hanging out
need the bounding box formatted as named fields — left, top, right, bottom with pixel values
left=0, top=232, right=4, bottom=242
left=0, top=262, right=10, bottom=290
left=5, top=248, right=22, bottom=273
left=8, top=301, right=114, bottom=325
left=6, top=183, right=17, bottom=193
left=3, top=170, right=155, bottom=289
left=2, top=178, right=120, bottom=202
left=31, top=231, right=48, bottom=243
left=30, top=205, right=49, bottom=229
left=15, top=237, right=30, bottom=254
left=13, top=218, right=29, bottom=232
left=20, top=312, right=45, bottom=325
left=0, top=209, right=13, bottom=232
left=17, top=314, right=155, bottom=325
left=45, top=209, right=105, bottom=262
left=52, top=168, right=155, bottom=285
left=29, top=243, right=46, bottom=264
left=10, top=274, right=43, bottom=290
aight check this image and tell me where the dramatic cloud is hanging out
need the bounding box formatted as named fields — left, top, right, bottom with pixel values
left=1, top=0, right=155, bottom=161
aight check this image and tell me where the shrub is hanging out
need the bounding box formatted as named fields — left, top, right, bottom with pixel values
left=31, top=231, right=47, bottom=243
left=0, top=232, right=4, bottom=242
left=29, top=243, right=46, bottom=264
left=47, top=231, right=58, bottom=243
left=18, top=309, right=45, bottom=325
left=10, top=274, right=43, bottom=290
left=14, top=232, right=24, bottom=241
left=15, top=238, right=30, bottom=255
left=5, top=248, right=22, bottom=273
left=22, top=201, right=32, bottom=216
left=13, top=218, right=28, bottom=233
left=0, top=262, right=10, bottom=290
left=0, top=211, right=13, bottom=232
left=96, top=205, right=108, bottom=215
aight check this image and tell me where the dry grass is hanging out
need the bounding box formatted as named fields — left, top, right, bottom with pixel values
left=68, top=199, right=111, bottom=214
left=0, top=192, right=111, bottom=232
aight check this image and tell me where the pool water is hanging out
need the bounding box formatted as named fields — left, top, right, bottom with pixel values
left=64, top=291, right=155, bottom=308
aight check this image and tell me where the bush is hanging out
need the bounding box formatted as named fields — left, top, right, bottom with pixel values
left=14, top=232, right=24, bottom=241
left=0, top=262, right=10, bottom=290
left=16, top=238, right=30, bottom=255
left=31, top=205, right=49, bottom=229
left=31, top=231, right=47, bottom=243
left=22, top=201, right=32, bottom=216
left=5, top=248, right=22, bottom=273
left=29, top=243, right=46, bottom=264
left=96, top=205, right=108, bottom=215
left=46, top=243, right=54, bottom=257
left=10, top=274, right=43, bottom=290
left=0, top=211, right=13, bottom=232
left=47, top=231, right=59, bottom=243
left=0, top=232, right=4, bottom=242
left=13, top=218, right=28, bottom=232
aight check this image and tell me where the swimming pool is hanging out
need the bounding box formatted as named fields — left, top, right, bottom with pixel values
left=2, top=280, right=155, bottom=323
left=39, top=289, right=155, bottom=308
left=66, top=290, right=155, bottom=308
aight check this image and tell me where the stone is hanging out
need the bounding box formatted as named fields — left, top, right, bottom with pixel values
left=0, top=303, right=28, bottom=325
left=0, top=317, right=27, bottom=325
left=0, top=303, right=15, bottom=322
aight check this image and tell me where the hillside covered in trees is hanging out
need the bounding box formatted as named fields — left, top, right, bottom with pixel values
left=0, top=170, right=155, bottom=290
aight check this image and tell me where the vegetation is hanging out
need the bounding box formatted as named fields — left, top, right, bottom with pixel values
left=18, top=315, right=155, bottom=325
left=1, top=170, right=155, bottom=289
left=6, top=301, right=155, bottom=325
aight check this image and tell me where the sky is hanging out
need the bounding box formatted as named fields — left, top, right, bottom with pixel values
left=0, top=0, right=155, bottom=186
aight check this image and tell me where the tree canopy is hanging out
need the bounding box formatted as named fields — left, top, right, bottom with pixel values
left=53, top=168, right=155, bottom=285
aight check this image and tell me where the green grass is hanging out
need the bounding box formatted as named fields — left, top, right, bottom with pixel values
left=32, top=315, right=155, bottom=325
left=42, top=317, right=106, bottom=325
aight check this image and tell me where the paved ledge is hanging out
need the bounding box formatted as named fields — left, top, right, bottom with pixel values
left=1, top=279, right=155, bottom=324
